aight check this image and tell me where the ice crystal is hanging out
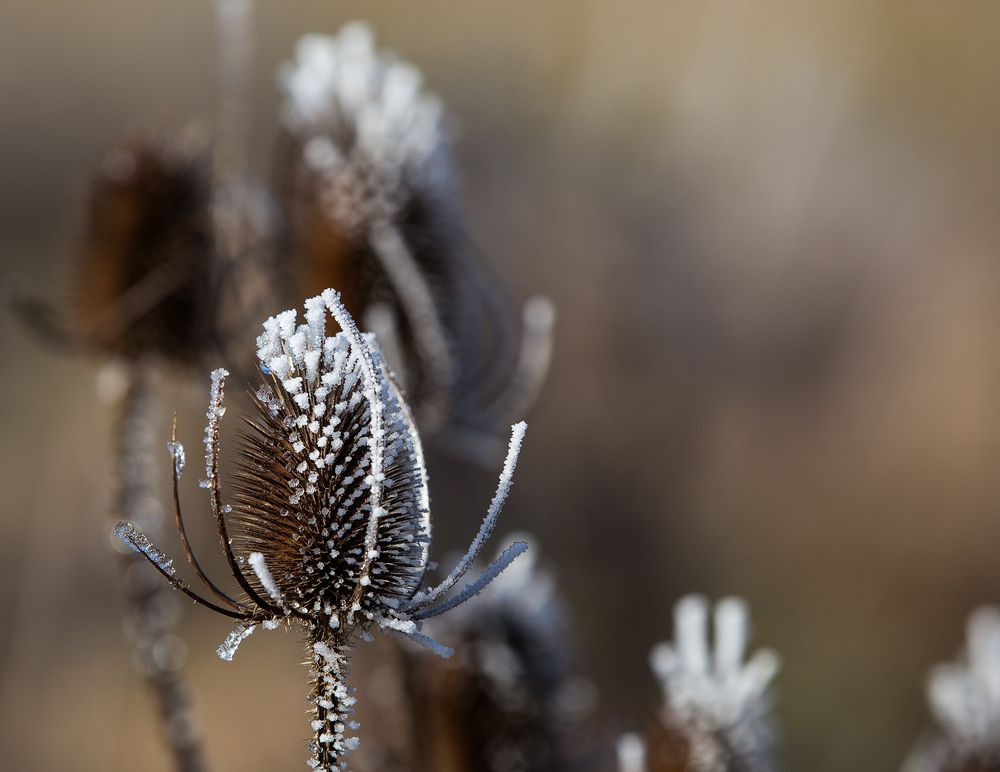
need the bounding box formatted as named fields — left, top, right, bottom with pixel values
left=115, top=522, right=176, bottom=577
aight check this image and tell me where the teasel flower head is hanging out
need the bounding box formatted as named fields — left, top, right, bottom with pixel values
left=902, top=607, right=1000, bottom=772
left=618, top=595, right=780, bottom=772
left=273, top=22, right=554, bottom=448
left=9, top=128, right=274, bottom=368
left=403, top=535, right=595, bottom=772
left=114, top=289, right=530, bottom=771
left=9, top=133, right=211, bottom=361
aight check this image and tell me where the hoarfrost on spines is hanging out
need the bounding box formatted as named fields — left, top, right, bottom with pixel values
left=278, top=22, right=448, bottom=230
left=203, top=368, right=229, bottom=484
left=405, top=421, right=527, bottom=611
left=248, top=551, right=285, bottom=606
left=114, top=521, right=176, bottom=577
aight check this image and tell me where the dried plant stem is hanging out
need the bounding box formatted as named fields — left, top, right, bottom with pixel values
left=112, top=363, right=208, bottom=772
left=307, top=638, right=358, bottom=771
left=212, top=0, right=254, bottom=265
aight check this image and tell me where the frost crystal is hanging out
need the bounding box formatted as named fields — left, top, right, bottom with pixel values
left=114, top=521, right=176, bottom=577
left=217, top=623, right=257, bottom=662
left=166, top=440, right=186, bottom=477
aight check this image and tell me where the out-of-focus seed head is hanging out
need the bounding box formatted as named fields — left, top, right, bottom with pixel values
left=273, top=23, right=553, bottom=444
left=75, top=133, right=220, bottom=362
left=620, top=595, right=780, bottom=772
left=903, top=607, right=1000, bottom=772
left=405, top=537, right=595, bottom=772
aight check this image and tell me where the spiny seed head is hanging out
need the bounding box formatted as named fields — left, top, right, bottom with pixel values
left=236, top=292, right=430, bottom=634
left=277, top=22, right=451, bottom=242
left=272, top=23, right=551, bottom=443
left=76, top=133, right=220, bottom=362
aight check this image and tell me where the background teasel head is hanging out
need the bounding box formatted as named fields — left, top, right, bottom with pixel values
left=618, top=595, right=781, bottom=772
left=9, top=129, right=272, bottom=366
left=115, top=289, right=530, bottom=771
left=399, top=535, right=594, bottom=772
left=902, top=607, right=1000, bottom=772
left=272, top=22, right=554, bottom=443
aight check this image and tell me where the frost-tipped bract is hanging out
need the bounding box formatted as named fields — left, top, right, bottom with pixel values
left=115, top=289, right=529, bottom=771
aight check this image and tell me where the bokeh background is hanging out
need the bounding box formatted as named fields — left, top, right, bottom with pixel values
left=4, top=2, right=1000, bottom=771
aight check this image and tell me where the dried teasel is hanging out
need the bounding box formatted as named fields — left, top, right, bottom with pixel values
left=401, top=535, right=595, bottom=772
left=114, top=289, right=530, bottom=770
left=902, top=607, right=1000, bottom=772
left=10, top=128, right=272, bottom=367
left=272, top=22, right=554, bottom=447
left=618, top=595, right=780, bottom=772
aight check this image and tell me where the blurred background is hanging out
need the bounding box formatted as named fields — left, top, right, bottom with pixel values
left=4, top=2, right=1000, bottom=771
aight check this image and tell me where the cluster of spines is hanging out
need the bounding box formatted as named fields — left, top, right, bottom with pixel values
left=235, top=291, right=430, bottom=630
left=278, top=22, right=448, bottom=234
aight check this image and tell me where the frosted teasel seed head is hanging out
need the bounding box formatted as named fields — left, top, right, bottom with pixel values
left=619, top=595, right=780, bottom=772
left=408, top=535, right=595, bottom=772
left=902, top=606, right=1000, bottom=772
left=274, top=22, right=555, bottom=447
left=278, top=21, right=450, bottom=236
left=114, top=289, right=531, bottom=771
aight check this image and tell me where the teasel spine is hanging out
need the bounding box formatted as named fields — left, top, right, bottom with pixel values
left=112, top=362, right=208, bottom=772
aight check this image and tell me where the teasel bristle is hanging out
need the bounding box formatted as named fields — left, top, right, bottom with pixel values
left=619, top=595, right=780, bottom=772
left=114, top=289, right=531, bottom=770
left=402, top=536, right=594, bottom=772
left=273, top=22, right=554, bottom=447
left=902, top=607, right=1000, bottom=772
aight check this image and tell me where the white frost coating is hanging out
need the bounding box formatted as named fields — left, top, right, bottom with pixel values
left=203, top=368, right=229, bottom=484
left=278, top=22, right=448, bottom=233
left=413, top=541, right=529, bottom=621
left=648, top=595, right=780, bottom=772
left=114, top=521, right=176, bottom=577
left=166, top=440, right=186, bottom=477
left=248, top=551, right=284, bottom=605
left=217, top=623, right=256, bottom=661
left=926, top=606, right=1000, bottom=755
left=405, top=422, right=527, bottom=610
left=616, top=733, right=647, bottom=772
left=321, top=289, right=385, bottom=602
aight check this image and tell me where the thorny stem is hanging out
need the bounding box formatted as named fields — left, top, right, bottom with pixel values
left=307, top=637, right=359, bottom=771
left=112, top=363, right=209, bottom=772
